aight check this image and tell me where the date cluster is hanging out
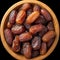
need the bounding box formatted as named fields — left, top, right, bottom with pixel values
left=4, top=3, right=56, bottom=59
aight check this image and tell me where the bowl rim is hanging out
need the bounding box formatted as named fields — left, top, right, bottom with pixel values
left=1, top=0, right=59, bottom=60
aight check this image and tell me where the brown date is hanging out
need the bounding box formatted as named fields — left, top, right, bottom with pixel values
left=12, top=36, right=20, bottom=52
left=11, top=25, right=25, bottom=34
left=32, top=36, right=41, bottom=50
left=42, top=31, right=56, bottom=42
left=26, top=11, right=40, bottom=24
left=21, top=3, right=31, bottom=11
left=35, top=15, right=47, bottom=25
left=29, top=24, right=45, bottom=34
left=40, top=42, right=47, bottom=55
left=41, top=9, right=52, bottom=21
left=23, top=42, right=32, bottom=58
left=16, top=10, right=26, bottom=24
left=19, top=32, right=32, bottom=42
left=39, top=26, right=48, bottom=37
left=47, top=38, right=54, bottom=48
left=9, top=10, right=17, bottom=24
left=4, top=29, right=13, bottom=45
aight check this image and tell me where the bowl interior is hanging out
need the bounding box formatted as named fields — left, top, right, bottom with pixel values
left=1, top=0, right=59, bottom=60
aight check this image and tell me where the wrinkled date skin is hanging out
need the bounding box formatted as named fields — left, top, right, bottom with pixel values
left=41, top=9, right=52, bottom=21
left=33, top=4, right=41, bottom=11
left=9, top=10, right=17, bottom=24
left=19, top=32, right=32, bottom=42
left=16, top=10, right=26, bottom=24
left=35, top=15, right=47, bottom=25
left=29, top=24, right=45, bottom=34
left=26, top=11, right=40, bottom=24
left=4, top=29, right=13, bottom=45
left=23, top=42, right=32, bottom=58
left=39, top=26, right=48, bottom=37
left=11, top=25, right=25, bottom=34
left=47, top=22, right=54, bottom=31
left=12, top=36, right=20, bottom=52
left=47, top=38, right=54, bottom=48
left=21, top=3, right=31, bottom=11
left=32, top=36, right=41, bottom=50
left=42, top=31, right=55, bottom=42
left=32, top=50, right=40, bottom=57
left=40, top=42, right=47, bottom=55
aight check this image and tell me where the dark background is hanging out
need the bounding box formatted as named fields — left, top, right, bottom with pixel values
left=0, top=0, right=60, bottom=60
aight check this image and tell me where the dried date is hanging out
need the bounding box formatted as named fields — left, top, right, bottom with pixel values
left=32, top=36, right=41, bottom=50
left=23, top=42, right=32, bottom=58
left=4, top=29, right=13, bottom=45
left=19, top=32, right=32, bottom=42
left=11, top=25, right=25, bottom=34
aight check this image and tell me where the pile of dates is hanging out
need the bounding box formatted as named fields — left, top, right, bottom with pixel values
left=4, top=3, right=56, bottom=59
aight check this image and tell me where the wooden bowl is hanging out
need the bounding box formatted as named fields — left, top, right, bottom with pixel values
left=0, top=0, right=59, bottom=60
